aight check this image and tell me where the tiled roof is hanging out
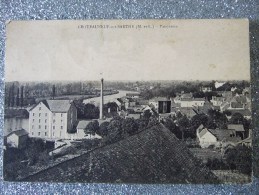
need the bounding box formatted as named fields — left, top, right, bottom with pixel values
left=208, top=129, right=236, bottom=142
left=7, top=129, right=29, bottom=137
left=181, top=93, right=193, bottom=98
left=199, top=128, right=209, bottom=138
left=227, top=109, right=251, bottom=117
left=77, top=120, right=92, bottom=129
left=180, top=98, right=205, bottom=101
left=45, top=100, right=72, bottom=113
left=178, top=108, right=197, bottom=118
left=23, top=123, right=219, bottom=183
left=149, top=97, right=170, bottom=102
left=227, top=124, right=245, bottom=132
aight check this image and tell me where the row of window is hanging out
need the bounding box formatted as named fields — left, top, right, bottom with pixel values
left=32, top=119, right=63, bottom=123
left=31, top=125, right=64, bottom=129
left=31, top=132, right=48, bottom=136
left=32, top=112, right=64, bottom=117
left=31, top=131, right=62, bottom=136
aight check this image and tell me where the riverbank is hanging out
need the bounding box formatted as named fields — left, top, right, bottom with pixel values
left=36, top=90, right=119, bottom=102
left=4, top=108, right=29, bottom=119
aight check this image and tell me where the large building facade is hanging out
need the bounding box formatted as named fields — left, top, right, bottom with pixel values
left=29, top=100, right=77, bottom=140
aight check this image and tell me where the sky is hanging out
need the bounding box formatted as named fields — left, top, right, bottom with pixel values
left=5, top=19, right=250, bottom=82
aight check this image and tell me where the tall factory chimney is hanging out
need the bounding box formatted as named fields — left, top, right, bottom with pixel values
left=99, top=78, right=104, bottom=120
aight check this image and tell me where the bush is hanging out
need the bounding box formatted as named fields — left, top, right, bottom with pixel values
left=38, top=151, right=51, bottom=165
left=225, top=145, right=252, bottom=174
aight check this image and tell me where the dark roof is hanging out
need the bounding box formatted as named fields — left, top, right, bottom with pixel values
left=180, top=98, right=205, bottom=102
left=22, top=124, right=218, bottom=184
left=177, top=108, right=197, bottom=118
left=150, top=97, right=170, bottom=102
left=45, top=100, right=72, bottom=112
left=30, top=99, right=73, bottom=113
left=208, top=129, right=238, bottom=142
left=126, top=93, right=140, bottom=96
left=77, top=120, right=92, bottom=129
left=230, top=102, right=243, bottom=108
left=7, top=129, right=29, bottom=137
left=181, top=93, right=193, bottom=99
left=227, top=109, right=251, bottom=117
left=227, top=124, right=245, bottom=132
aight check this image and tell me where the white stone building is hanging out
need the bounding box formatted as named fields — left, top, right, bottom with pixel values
left=29, top=100, right=77, bottom=140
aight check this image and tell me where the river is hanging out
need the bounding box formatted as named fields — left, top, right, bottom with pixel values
left=4, top=118, right=29, bottom=136
left=83, top=90, right=138, bottom=105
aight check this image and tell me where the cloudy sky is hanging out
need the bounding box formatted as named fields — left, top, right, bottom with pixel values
left=5, top=19, right=250, bottom=82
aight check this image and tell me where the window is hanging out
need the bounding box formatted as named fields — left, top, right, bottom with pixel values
left=45, top=132, right=47, bottom=136
left=61, top=113, right=63, bottom=117
left=53, top=113, right=56, bottom=116
left=32, top=125, right=34, bottom=129
left=53, top=126, right=55, bottom=130
left=53, top=132, right=55, bottom=136
left=39, top=119, right=41, bottom=123
left=38, top=132, right=40, bottom=136
left=39, top=113, right=41, bottom=117
left=61, top=120, right=63, bottom=123
left=39, top=107, right=41, bottom=110
left=33, top=113, right=35, bottom=116
left=32, top=132, right=34, bottom=135
left=45, top=119, right=47, bottom=123
left=53, top=119, right=56, bottom=123
left=61, top=126, right=63, bottom=129
left=32, top=119, right=34, bottom=122
left=39, top=125, right=41, bottom=129
left=45, top=113, right=47, bottom=117
left=45, top=125, right=47, bottom=129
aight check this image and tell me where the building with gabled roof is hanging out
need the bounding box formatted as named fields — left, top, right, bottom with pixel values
left=29, top=99, right=77, bottom=140
left=196, top=126, right=241, bottom=148
left=6, top=129, right=29, bottom=149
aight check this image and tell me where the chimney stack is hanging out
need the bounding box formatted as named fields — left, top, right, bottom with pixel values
left=99, top=78, right=104, bottom=120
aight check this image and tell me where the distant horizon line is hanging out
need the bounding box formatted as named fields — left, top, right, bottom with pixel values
left=5, top=79, right=251, bottom=83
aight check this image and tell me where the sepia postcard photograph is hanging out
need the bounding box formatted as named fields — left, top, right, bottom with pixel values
left=3, top=19, right=252, bottom=184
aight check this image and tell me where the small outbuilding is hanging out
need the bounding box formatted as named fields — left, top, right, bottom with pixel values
left=6, top=129, right=29, bottom=149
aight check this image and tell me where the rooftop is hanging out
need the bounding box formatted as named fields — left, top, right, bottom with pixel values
left=45, top=99, right=72, bottom=113
left=7, top=129, right=29, bottom=137
left=77, top=120, right=92, bottom=129
left=22, top=123, right=218, bottom=184
left=227, top=124, right=245, bottom=132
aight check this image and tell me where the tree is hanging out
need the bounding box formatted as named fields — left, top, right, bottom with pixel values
left=84, top=104, right=99, bottom=119
left=122, top=118, right=139, bottom=136
left=135, top=118, right=149, bottom=130
left=190, top=114, right=208, bottom=129
left=178, top=115, right=190, bottom=139
left=20, top=86, right=24, bottom=107
left=162, top=118, right=181, bottom=138
left=229, top=112, right=245, bottom=124
left=16, top=87, right=20, bottom=107
left=225, top=145, right=252, bottom=174
left=85, top=120, right=99, bottom=136
left=147, top=115, right=159, bottom=128
left=97, top=121, right=110, bottom=136
left=105, top=118, right=124, bottom=144
left=207, top=109, right=228, bottom=129
left=10, top=83, right=15, bottom=107
left=143, top=109, right=152, bottom=120
left=52, top=85, right=56, bottom=99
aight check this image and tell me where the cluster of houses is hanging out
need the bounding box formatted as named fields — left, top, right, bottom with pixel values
left=196, top=124, right=251, bottom=149
left=5, top=84, right=252, bottom=150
